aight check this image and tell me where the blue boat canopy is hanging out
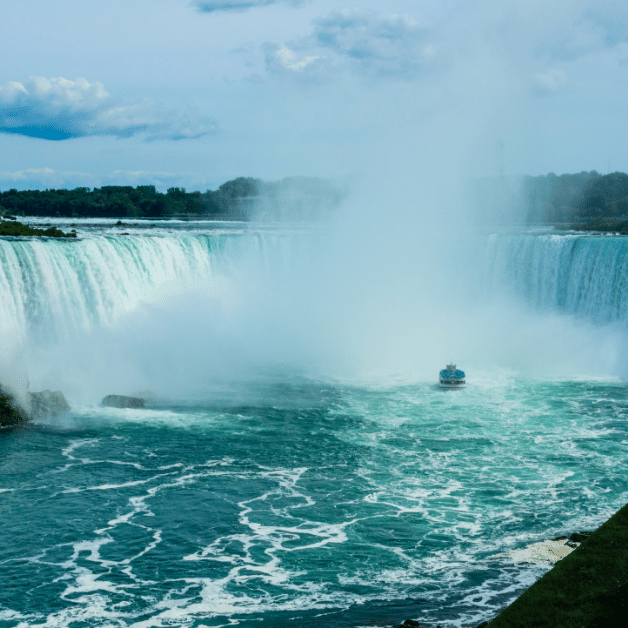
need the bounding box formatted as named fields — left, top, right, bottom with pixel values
left=440, top=369, right=465, bottom=379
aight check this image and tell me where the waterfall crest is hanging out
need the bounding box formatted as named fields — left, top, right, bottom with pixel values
left=0, top=235, right=217, bottom=347
left=2, top=229, right=628, bottom=387
left=486, top=234, right=628, bottom=326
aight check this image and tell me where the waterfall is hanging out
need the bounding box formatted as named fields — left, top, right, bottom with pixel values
left=485, top=233, right=628, bottom=326
left=2, top=230, right=627, bottom=342
left=2, top=228, right=628, bottom=387
left=0, top=231, right=293, bottom=350
left=3, top=230, right=627, bottom=344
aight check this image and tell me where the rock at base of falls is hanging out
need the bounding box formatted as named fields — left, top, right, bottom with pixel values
left=29, top=390, right=71, bottom=419
left=101, top=395, right=146, bottom=409
left=1, top=386, right=71, bottom=426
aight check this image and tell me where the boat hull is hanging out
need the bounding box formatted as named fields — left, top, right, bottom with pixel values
left=439, top=379, right=466, bottom=389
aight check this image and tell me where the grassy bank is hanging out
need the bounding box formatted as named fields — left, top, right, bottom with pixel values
left=0, top=219, right=76, bottom=238
left=487, top=503, right=628, bottom=627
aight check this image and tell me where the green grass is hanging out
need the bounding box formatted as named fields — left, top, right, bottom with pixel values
left=0, top=220, right=76, bottom=238
left=488, top=503, right=628, bottom=627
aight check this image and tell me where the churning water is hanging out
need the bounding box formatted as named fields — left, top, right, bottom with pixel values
left=1, top=220, right=627, bottom=627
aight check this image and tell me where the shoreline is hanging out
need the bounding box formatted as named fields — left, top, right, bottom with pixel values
left=438, top=504, right=628, bottom=627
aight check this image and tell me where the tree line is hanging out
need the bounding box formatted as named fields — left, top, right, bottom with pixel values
left=473, top=171, right=628, bottom=224
left=0, top=176, right=347, bottom=220
left=3, top=171, right=627, bottom=224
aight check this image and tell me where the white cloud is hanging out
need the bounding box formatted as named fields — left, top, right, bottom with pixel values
left=0, top=167, right=98, bottom=190
left=312, top=10, right=434, bottom=76
left=275, top=47, right=320, bottom=71
left=532, top=68, right=568, bottom=95
left=0, top=77, right=218, bottom=141
left=195, top=0, right=303, bottom=13
left=264, top=9, right=435, bottom=82
left=257, top=3, right=628, bottom=89
left=263, top=43, right=333, bottom=84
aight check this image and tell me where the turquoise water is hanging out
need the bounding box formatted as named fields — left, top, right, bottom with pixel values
left=2, top=375, right=628, bottom=627
left=2, top=221, right=628, bottom=626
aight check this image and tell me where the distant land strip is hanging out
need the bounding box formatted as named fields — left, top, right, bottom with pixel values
left=0, top=176, right=347, bottom=221
left=472, top=170, right=628, bottom=225
left=3, top=171, right=628, bottom=227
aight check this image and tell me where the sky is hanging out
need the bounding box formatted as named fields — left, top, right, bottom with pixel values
left=1, top=0, right=628, bottom=192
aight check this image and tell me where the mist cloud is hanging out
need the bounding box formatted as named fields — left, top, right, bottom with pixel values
left=0, top=77, right=218, bottom=141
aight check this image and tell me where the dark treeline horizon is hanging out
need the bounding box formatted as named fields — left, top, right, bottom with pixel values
left=1, top=171, right=628, bottom=223
left=0, top=176, right=347, bottom=220
left=472, top=170, right=628, bottom=224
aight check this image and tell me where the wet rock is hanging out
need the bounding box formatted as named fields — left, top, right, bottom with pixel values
left=0, top=386, right=28, bottom=426
left=28, top=390, right=70, bottom=419
left=102, top=394, right=145, bottom=409
left=552, top=531, right=593, bottom=548
left=1, top=384, right=70, bottom=426
left=568, top=531, right=592, bottom=543
left=562, top=531, right=592, bottom=548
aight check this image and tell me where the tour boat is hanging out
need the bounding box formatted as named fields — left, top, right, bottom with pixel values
left=439, top=363, right=465, bottom=389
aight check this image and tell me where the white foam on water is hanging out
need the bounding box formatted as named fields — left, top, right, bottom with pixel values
left=2, top=216, right=628, bottom=628
left=2, top=373, right=628, bottom=628
left=61, top=477, right=166, bottom=494
left=13, top=593, right=133, bottom=628
left=494, top=539, right=577, bottom=566
left=0, top=610, right=28, bottom=622
left=127, top=578, right=363, bottom=628
left=61, top=438, right=101, bottom=460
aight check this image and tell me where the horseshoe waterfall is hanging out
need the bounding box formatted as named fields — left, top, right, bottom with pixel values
left=1, top=220, right=628, bottom=628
